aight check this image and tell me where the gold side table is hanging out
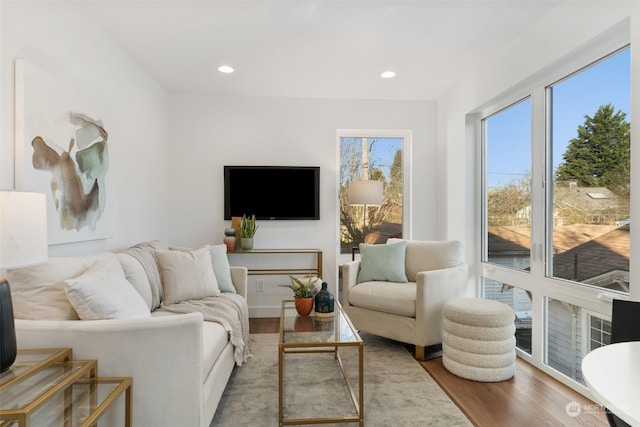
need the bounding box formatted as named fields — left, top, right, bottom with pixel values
left=0, top=348, right=132, bottom=427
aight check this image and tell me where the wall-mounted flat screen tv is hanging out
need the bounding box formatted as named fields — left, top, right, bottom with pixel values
left=224, top=166, right=320, bottom=220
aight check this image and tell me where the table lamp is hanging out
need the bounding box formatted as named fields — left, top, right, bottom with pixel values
left=0, top=191, right=48, bottom=372
left=348, top=179, right=383, bottom=247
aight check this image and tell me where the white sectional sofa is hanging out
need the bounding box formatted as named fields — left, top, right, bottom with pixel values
left=8, top=241, right=249, bottom=427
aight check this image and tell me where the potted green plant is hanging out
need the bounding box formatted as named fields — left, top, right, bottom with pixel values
left=239, top=214, right=258, bottom=250
left=280, top=275, right=320, bottom=316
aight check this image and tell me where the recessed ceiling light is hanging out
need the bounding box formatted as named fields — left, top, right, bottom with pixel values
left=380, top=71, right=396, bottom=79
left=218, top=65, right=234, bottom=74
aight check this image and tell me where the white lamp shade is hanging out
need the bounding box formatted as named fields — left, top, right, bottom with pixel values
left=348, top=180, right=383, bottom=206
left=0, top=191, right=48, bottom=269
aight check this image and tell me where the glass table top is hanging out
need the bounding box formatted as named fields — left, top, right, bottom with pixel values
left=280, top=300, right=362, bottom=345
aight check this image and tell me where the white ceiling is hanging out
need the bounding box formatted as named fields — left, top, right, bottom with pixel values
left=79, top=0, right=564, bottom=101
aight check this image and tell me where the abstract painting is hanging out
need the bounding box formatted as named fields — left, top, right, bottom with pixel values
left=15, top=59, right=113, bottom=245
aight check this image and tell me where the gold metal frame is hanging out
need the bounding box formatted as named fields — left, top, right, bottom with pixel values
left=228, top=248, right=323, bottom=278
left=278, top=300, right=364, bottom=426
left=0, top=348, right=132, bottom=427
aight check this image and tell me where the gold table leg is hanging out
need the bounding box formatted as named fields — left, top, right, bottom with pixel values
left=279, top=343, right=284, bottom=427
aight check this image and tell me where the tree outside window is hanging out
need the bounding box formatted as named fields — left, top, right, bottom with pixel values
left=481, top=45, right=630, bottom=386
left=339, top=137, right=403, bottom=254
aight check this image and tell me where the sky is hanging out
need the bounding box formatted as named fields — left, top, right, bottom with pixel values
left=340, top=137, right=402, bottom=182
left=486, top=47, right=630, bottom=189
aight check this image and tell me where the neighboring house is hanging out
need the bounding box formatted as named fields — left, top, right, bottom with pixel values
left=553, top=185, right=625, bottom=226
left=486, top=225, right=530, bottom=269
left=486, top=223, right=628, bottom=380
left=487, top=222, right=630, bottom=291
left=488, top=184, right=627, bottom=267
left=552, top=224, right=630, bottom=292
left=486, top=223, right=618, bottom=269
left=548, top=224, right=628, bottom=380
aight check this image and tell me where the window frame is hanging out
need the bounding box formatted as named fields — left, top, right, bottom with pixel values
left=336, top=129, right=412, bottom=261
left=480, top=96, right=533, bottom=271
left=473, top=21, right=631, bottom=396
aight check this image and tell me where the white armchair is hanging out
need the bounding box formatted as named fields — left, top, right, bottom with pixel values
left=342, top=239, right=469, bottom=359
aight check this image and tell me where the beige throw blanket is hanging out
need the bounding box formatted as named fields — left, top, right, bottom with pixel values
left=159, top=293, right=252, bottom=366
left=120, top=240, right=167, bottom=310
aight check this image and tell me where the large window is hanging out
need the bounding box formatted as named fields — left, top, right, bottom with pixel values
left=339, top=134, right=405, bottom=254
left=548, top=48, right=630, bottom=291
left=479, top=40, right=630, bottom=391
left=483, top=98, right=532, bottom=271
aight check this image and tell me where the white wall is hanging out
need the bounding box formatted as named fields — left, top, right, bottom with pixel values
left=0, top=2, right=170, bottom=256
left=169, top=93, right=437, bottom=315
left=0, top=2, right=439, bottom=317
left=438, top=2, right=640, bottom=292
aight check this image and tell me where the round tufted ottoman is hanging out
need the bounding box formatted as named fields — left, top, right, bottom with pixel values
left=442, top=297, right=516, bottom=382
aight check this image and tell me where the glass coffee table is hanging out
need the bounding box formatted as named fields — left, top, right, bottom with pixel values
left=278, top=300, right=363, bottom=426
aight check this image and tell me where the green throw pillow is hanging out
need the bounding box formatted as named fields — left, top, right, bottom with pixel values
left=357, top=241, right=408, bottom=283
left=209, top=244, right=236, bottom=293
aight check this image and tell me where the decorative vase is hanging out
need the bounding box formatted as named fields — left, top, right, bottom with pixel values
left=240, top=237, right=254, bottom=250
left=314, top=282, right=334, bottom=317
left=231, top=217, right=242, bottom=239
left=0, top=279, right=17, bottom=373
left=223, top=228, right=236, bottom=252
left=294, top=297, right=314, bottom=316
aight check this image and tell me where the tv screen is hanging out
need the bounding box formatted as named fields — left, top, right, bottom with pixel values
left=224, top=166, right=320, bottom=220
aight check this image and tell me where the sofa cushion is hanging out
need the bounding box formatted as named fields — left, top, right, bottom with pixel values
left=202, top=321, right=230, bottom=376
left=349, top=281, right=416, bottom=317
left=7, top=252, right=118, bottom=320
left=64, top=257, right=151, bottom=320
left=209, top=244, right=236, bottom=293
left=151, top=311, right=229, bottom=378
left=387, top=239, right=462, bottom=282
left=357, top=241, right=408, bottom=284
left=172, top=244, right=236, bottom=294
left=115, top=253, right=153, bottom=309
left=119, top=240, right=167, bottom=310
left=155, top=246, right=221, bottom=305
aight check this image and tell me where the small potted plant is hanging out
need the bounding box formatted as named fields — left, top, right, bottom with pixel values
left=239, top=214, right=258, bottom=250
left=280, top=275, right=321, bottom=316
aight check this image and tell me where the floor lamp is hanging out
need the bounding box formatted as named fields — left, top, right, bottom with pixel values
left=0, top=191, right=48, bottom=372
left=348, top=180, right=383, bottom=256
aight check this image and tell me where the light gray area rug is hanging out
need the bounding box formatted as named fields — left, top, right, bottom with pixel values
left=211, top=333, right=471, bottom=426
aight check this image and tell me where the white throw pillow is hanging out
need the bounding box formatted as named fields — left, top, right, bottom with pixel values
left=119, top=240, right=168, bottom=311
left=387, top=238, right=462, bottom=282
left=155, top=245, right=221, bottom=305
left=169, top=244, right=235, bottom=293
left=64, top=258, right=151, bottom=320
left=8, top=252, right=118, bottom=320
left=115, top=252, right=154, bottom=310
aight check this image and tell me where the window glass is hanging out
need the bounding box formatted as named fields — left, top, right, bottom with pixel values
left=545, top=298, right=610, bottom=384
left=483, top=98, right=532, bottom=270
left=478, top=34, right=630, bottom=394
left=482, top=278, right=532, bottom=354
left=549, top=48, right=631, bottom=292
left=589, top=315, right=611, bottom=350
left=339, top=137, right=403, bottom=254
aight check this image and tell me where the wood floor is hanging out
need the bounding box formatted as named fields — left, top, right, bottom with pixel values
left=249, top=317, right=609, bottom=427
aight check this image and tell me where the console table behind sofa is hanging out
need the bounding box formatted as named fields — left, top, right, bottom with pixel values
left=228, top=249, right=322, bottom=278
